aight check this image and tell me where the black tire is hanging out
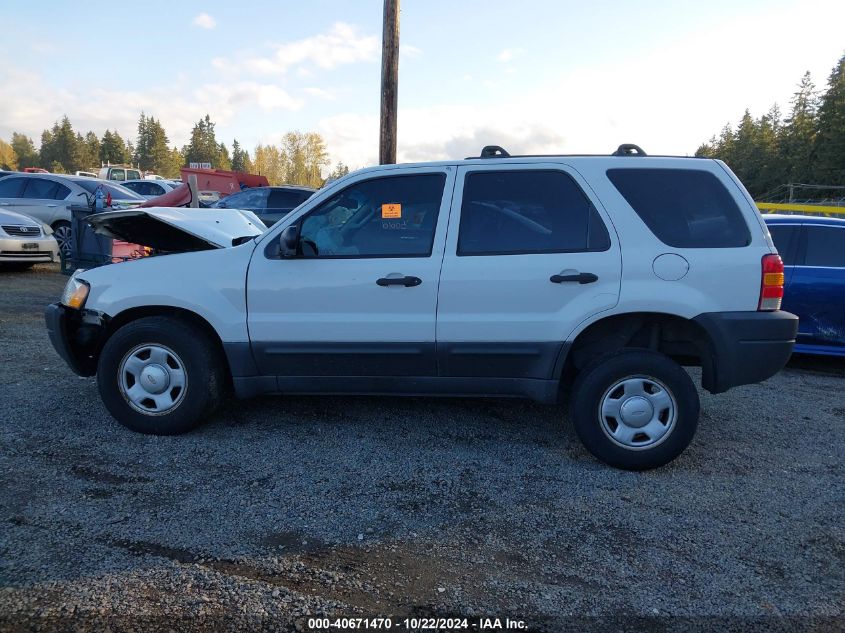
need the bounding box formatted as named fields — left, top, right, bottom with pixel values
left=569, top=349, right=699, bottom=470
left=52, top=220, right=72, bottom=254
left=96, top=316, right=226, bottom=435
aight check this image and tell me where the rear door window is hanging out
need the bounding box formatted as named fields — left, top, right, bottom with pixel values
left=607, top=168, right=751, bottom=248
left=54, top=183, right=71, bottom=200
left=22, top=178, right=60, bottom=199
left=267, top=190, right=304, bottom=211
left=767, top=224, right=800, bottom=265
left=457, top=170, right=610, bottom=256
left=0, top=177, right=27, bottom=198
left=109, top=168, right=125, bottom=181
left=804, top=226, right=845, bottom=267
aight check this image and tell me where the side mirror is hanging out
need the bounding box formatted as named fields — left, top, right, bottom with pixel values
left=279, top=225, right=299, bottom=258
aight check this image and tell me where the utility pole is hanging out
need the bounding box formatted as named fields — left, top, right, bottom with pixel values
left=379, top=0, right=400, bottom=164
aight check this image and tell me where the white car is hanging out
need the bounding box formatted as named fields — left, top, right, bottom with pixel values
left=0, top=208, right=59, bottom=270
left=120, top=179, right=181, bottom=200
left=45, top=144, right=798, bottom=470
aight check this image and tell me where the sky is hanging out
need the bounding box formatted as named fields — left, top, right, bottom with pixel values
left=1, top=0, right=844, bottom=171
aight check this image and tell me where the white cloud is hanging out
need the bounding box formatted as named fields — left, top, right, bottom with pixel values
left=496, top=48, right=523, bottom=63
left=400, top=44, right=423, bottom=59
left=304, top=87, right=336, bottom=101
left=216, top=22, right=378, bottom=76
left=192, top=13, right=216, bottom=29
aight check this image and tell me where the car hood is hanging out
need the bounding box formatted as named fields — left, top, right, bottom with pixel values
left=0, top=208, right=43, bottom=226
left=86, top=207, right=267, bottom=251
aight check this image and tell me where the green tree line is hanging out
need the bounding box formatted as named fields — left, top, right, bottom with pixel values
left=0, top=113, right=349, bottom=188
left=696, top=52, right=845, bottom=200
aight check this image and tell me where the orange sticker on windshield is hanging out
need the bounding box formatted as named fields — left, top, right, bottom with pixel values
left=382, top=203, right=402, bottom=219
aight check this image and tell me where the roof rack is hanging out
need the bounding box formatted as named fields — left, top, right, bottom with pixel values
left=479, top=145, right=510, bottom=158
left=469, top=143, right=649, bottom=159
left=612, top=144, right=647, bottom=156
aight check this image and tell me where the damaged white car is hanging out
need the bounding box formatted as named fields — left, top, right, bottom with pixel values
left=46, top=152, right=797, bottom=470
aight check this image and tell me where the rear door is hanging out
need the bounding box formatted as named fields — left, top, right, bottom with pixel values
left=436, top=163, right=621, bottom=378
left=247, top=166, right=455, bottom=377
left=789, top=223, right=845, bottom=350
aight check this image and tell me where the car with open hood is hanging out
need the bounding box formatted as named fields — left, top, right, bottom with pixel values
left=45, top=144, right=798, bottom=471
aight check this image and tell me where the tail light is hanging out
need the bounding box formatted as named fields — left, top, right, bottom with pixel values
left=759, top=254, right=784, bottom=311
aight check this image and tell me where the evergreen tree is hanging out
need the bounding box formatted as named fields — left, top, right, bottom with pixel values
left=41, top=116, right=81, bottom=173
left=78, top=131, right=101, bottom=171
left=134, top=112, right=150, bottom=169
left=10, top=133, right=38, bottom=169
left=231, top=139, right=252, bottom=172
left=183, top=114, right=223, bottom=166
left=100, top=129, right=129, bottom=165
left=781, top=71, right=819, bottom=185
left=813, top=53, right=845, bottom=185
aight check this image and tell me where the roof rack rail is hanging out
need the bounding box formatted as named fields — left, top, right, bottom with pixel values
left=478, top=145, right=510, bottom=158
left=612, top=143, right=647, bottom=156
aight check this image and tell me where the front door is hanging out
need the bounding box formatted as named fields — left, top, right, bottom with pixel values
left=436, top=163, right=622, bottom=378
left=246, top=167, right=456, bottom=377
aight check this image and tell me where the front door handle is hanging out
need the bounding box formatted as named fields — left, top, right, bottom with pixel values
left=376, top=275, right=422, bottom=287
left=550, top=271, right=599, bottom=284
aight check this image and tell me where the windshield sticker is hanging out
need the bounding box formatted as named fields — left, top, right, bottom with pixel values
left=382, top=203, right=402, bottom=219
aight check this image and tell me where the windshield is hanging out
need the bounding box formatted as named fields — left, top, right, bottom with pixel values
left=76, top=180, right=144, bottom=200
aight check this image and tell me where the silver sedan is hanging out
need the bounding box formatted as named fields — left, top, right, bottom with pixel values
left=0, top=208, right=60, bottom=270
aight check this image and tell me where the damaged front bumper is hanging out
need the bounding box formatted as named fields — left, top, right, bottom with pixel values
left=45, top=303, right=109, bottom=376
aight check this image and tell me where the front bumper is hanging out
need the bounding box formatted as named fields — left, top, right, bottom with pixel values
left=0, top=236, right=59, bottom=263
left=693, top=310, right=799, bottom=393
left=45, top=303, right=108, bottom=376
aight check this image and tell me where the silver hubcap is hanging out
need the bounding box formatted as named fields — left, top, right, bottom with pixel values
left=118, top=344, right=187, bottom=415
left=53, top=225, right=72, bottom=254
left=599, top=376, right=677, bottom=450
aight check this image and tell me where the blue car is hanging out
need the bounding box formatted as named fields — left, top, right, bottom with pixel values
left=764, top=214, right=845, bottom=357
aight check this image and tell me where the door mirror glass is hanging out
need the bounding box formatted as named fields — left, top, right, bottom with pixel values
left=279, top=225, right=299, bottom=258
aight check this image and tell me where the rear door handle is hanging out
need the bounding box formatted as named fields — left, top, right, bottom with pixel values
left=550, top=272, right=599, bottom=284
left=376, top=275, right=422, bottom=287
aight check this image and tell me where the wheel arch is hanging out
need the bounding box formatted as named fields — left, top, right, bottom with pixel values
left=99, top=305, right=237, bottom=382
left=560, top=311, right=717, bottom=392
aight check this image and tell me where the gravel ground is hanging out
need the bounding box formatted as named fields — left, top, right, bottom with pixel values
left=0, top=264, right=843, bottom=632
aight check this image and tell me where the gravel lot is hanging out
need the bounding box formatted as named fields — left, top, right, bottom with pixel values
left=1, top=264, right=843, bottom=632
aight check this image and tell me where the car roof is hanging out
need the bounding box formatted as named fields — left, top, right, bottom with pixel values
left=763, top=214, right=845, bottom=227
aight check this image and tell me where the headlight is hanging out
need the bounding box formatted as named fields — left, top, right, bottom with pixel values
left=41, top=223, right=54, bottom=236
left=61, top=275, right=90, bottom=309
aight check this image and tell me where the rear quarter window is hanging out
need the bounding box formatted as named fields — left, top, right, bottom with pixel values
left=607, top=168, right=751, bottom=248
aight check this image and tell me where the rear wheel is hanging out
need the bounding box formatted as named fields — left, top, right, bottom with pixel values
left=52, top=221, right=72, bottom=255
left=569, top=349, right=699, bottom=470
left=97, top=316, right=226, bottom=435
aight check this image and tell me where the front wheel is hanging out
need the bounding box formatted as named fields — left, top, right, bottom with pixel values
left=569, top=349, right=700, bottom=470
left=97, top=316, right=226, bottom=434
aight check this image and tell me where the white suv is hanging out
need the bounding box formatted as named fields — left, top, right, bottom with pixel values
left=46, top=145, right=798, bottom=470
